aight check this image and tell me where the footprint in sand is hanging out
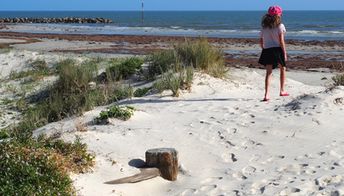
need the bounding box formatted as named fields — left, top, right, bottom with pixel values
left=222, top=153, right=238, bottom=163
left=251, top=180, right=268, bottom=194
left=315, top=175, right=343, bottom=187
left=199, top=184, right=218, bottom=192
left=241, top=138, right=263, bottom=149
left=279, top=187, right=302, bottom=195
left=277, top=164, right=303, bottom=175
left=242, top=166, right=257, bottom=176
left=200, top=177, right=223, bottom=184
left=179, top=188, right=197, bottom=196
left=249, top=154, right=262, bottom=162
left=232, top=171, right=247, bottom=180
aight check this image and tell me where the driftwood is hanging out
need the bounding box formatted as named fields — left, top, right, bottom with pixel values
left=105, top=148, right=178, bottom=184
left=104, top=168, right=160, bottom=184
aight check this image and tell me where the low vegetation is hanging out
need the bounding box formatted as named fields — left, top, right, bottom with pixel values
left=332, top=73, right=344, bottom=86
left=106, top=57, right=144, bottom=81
left=0, top=136, right=94, bottom=195
left=146, top=50, right=177, bottom=79
left=134, top=87, right=151, bottom=97
left=147, top=38, right=226, bottom=80
left=1, top=57, right=142, bottom=195
left=153, top=66, right=194, bottom=97
left=175, top=39, right=226, bottom=77
left=147, top=38, right=225, bottom=96
left=95, top=105, right=135, bottom=124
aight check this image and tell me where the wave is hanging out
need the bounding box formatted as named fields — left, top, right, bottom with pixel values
left=2, top=24, right=344, bottom=40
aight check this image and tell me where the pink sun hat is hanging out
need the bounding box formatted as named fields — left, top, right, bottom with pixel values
left=268, top=6, right=283, bottom=16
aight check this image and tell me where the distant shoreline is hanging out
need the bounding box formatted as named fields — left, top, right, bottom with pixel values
left=1, top=31, right=343, bottom=71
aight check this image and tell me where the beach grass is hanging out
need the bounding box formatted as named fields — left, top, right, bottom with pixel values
left=148, top=38, right=225, bottom=96
left=332, top=73, right=344, bottom=86
left=147, top=38, right=226, bottom=79
left=146, top=49, right=177, bottom=79
left=6, top=58, right=134, bottom=140
left=105, top=57, right=144, bottom=81
left=0, top=57, right=139, bottom=195
left=174, top=38, right=226, bottom=77
left=0, top=56, right=140, bottom=195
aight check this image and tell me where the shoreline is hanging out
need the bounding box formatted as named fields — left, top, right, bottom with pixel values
left=1, top=31, right=343, bottom=72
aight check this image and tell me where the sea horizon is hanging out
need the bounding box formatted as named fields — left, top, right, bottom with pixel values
left=1, top=10, right=344, bottom=41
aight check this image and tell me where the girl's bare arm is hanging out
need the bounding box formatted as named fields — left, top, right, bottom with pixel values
left=279, top=33, right=287, bottom=61
left=260, top=37, right=264, bottom=49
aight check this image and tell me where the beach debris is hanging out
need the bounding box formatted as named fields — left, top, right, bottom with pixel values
left=105, top=148, right=178, bottom=184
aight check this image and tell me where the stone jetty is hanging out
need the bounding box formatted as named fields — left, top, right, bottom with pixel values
left=0, top=17, right=113, bottom=24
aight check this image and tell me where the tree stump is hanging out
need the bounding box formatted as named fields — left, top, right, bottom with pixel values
left=145, top=148, right=178, bottom=181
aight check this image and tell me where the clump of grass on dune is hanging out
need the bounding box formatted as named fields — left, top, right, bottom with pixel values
left=174, top=38, right=226, bottom=78
left=153, top=65, right=194, bottom=97
left=147, top=38, right=222, bottom=96
left=105, top=57, right=144, bottom=81
left=146, top=49, right=177, bottom=79
left=332, top=73, right=344, bottom=86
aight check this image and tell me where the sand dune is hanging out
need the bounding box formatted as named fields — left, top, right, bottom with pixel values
left=31, top=68, right=344, bottom=196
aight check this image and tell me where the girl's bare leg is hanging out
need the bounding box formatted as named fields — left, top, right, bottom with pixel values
left=264, top=65, right=273, bottom=100
left=279, top=65, right=288, bottom=96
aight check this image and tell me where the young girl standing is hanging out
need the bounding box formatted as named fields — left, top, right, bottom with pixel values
left=259, top=6, right=289, bottom=101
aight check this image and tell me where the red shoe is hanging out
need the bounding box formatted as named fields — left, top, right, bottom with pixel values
left=280, top=92, right=290, bottom=97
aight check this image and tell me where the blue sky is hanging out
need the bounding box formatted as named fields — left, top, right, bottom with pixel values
left=0, top=0, right=343, bottom=11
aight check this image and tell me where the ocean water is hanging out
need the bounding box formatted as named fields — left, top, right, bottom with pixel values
left=0, top=11, right=343, bottom=40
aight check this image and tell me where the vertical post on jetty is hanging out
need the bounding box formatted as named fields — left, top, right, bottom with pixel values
left=141, top=0, right=144, bottom=23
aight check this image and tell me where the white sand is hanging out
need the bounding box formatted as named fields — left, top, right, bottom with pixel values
left=32, top=67, right=344, bottom=196
left=1, top=36, right=342, bottom=195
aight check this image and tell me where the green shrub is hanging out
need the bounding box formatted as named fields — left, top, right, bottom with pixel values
left=95, top=105, right=135, bottom=124
left=146, top=50, right=177, bottom=79
left=332, top=73, right=344, bottom=86
left=106, top=57, right=144, bottom=81
left=0, top=129, right=10, bottom=140
left=134, top=87, right=151, bottom=97
left=0, top=136, right=94, bottom=195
